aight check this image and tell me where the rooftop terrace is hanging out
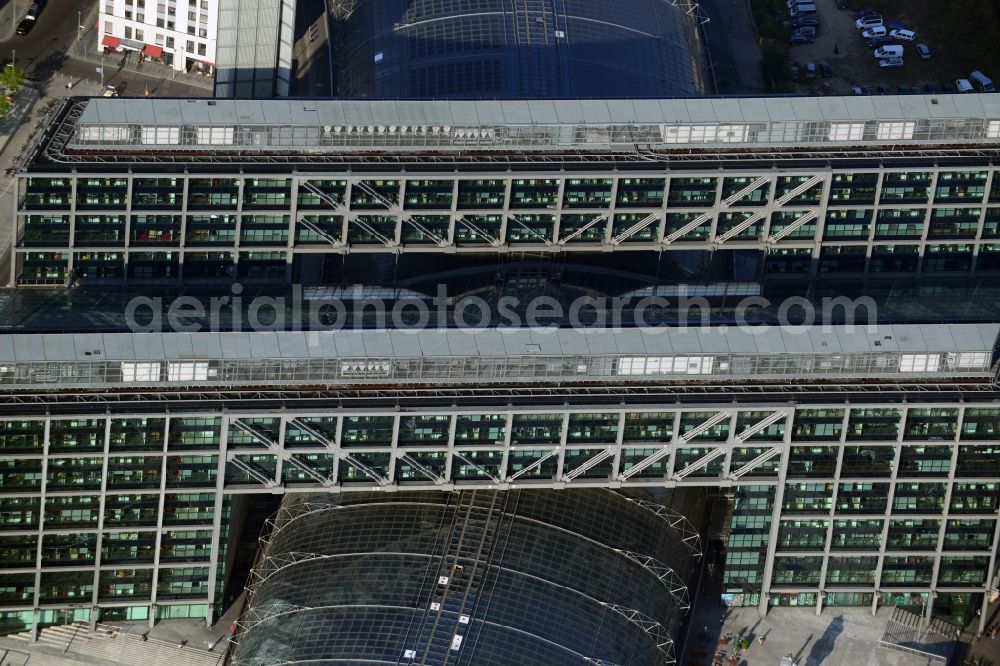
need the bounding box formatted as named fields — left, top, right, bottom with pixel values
left=0, top=323, right=994, bottom=391
left=24, top=94, right=1000, bottom=168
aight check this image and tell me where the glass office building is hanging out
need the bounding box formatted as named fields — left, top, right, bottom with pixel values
left=11, top=95, right=1000, bottom=286
left=231, top=489, right=701, bottom=665
left=0, top=323, right=997, bottom=636
left=3, top=93, right=1000, bottom=641
left=327, top=0, right=707, bottom=98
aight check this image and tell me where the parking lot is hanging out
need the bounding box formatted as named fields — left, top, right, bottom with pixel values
left=780, top=0, right=997, bottom=94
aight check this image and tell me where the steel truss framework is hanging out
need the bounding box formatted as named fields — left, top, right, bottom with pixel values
left=233, top=490, right=697, bottom=665
left=3, top=397, right=1000, bottom=638
left=12, top=164, right=1000, bottom=285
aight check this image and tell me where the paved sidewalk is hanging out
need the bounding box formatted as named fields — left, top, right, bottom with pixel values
left=686, top=604, right=952, bottom=666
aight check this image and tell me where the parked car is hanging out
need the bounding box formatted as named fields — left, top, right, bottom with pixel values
left=792, top=16, right=819, bottom=27
left=916, top=44, right=931, bottom=59
left=878, top=57, right=903, bottom=68
left=854, top=9, right=878, bottom=20
left=14, top=15, right=35, bottom=34
left=969, top=70, right=995, bottom=92
left=955, top=78, right=974, bottom=92
left=876, top=85, right=892, bottom=94
left=924, top=83, right=939, bottom=93
left=789, top=4, right=816, bottom=17
left=819, top=63, right=833, bottom=78
left=889, top=29, right=916, bottom=41
left=101, top=85, right=120, bottom=97
left=856, top=15, right=883, bottom=29
left=908, top=85, right=921, bottom=93
left=789, top=32, right=815, bottom=44
left=942, top=83, right=956, bottom=92
left=867, top=36, right=894, bottom=49
left=873, top=45, right=903, bottom=59
left=862, top=86, right=876, bottom=95
left=793, top=26, right=817, bottom=38
left=862, top=26, right=887, bottom=39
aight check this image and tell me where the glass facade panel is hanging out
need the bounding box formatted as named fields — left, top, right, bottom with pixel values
left=831, top=519, right=882, bottom=549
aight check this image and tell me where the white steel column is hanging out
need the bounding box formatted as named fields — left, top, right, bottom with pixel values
left=89, top=417, right=113, bottom=628
left=148, top=417, right=170, bottom=627
left=758, top=415, right=793, bottom=618
left=204, top=412, right=230, bottom=627
left=30, top=418, right=51, bottom=640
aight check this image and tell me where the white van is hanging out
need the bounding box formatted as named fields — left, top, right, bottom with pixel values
left=969, top=71, right=995, bottom=93
left=889, top=29, right=916, bottom=41
left=956, top=79, right=974, bottom=93
left=874, top=45, right=903, bottom=59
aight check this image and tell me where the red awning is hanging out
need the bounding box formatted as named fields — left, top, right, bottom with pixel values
left=143, top=44, right=163, bottom=58
left=101, top=35, right=121, bottom=48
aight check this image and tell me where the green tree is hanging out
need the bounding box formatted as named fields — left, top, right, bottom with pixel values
left=0, top=66, right=26, bottom=94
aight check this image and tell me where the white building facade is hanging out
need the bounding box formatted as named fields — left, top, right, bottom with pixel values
left=97, top=0, right=218, bottom=78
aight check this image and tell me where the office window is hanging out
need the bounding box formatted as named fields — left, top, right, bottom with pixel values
left=124, top=26, right=132, bottom=38
left=877, top=122, right=915, bottom=140
left=167, top=362, right=209, bottom=382
left=955, top=352, right=989, bottom=369
left=828, top=123, right=865, bottom=141
left=659, top=124, right=748, bottom=144
left=899, top=354, right=941, bottom=373
left=165, top=36, right=173, bottom=47
left=618, top=356, right=714, bottom=376
left=104, top=20, right=113, bottom=33
left=197, top=42, right=205, bottom=55
left=140, top=127, right=179, bottom=144
left=186, top=39, right=194, bottom=51
left=135, top=28, right=143, bottom=39
left=121, top=362, right=161, bottom=382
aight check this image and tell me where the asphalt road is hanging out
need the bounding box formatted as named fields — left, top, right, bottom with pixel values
left=0, top=0, right=92, bottom=74
left=0, top=0, right=209, bottom=96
